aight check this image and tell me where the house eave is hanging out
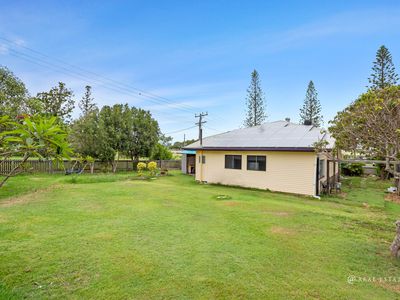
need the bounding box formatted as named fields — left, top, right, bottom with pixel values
left=183, top=146, right=318, bottom=152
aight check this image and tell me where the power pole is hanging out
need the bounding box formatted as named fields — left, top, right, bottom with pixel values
left=183, top=134, right=186, bottom=147
left=195, top=112, right=208, bottom=145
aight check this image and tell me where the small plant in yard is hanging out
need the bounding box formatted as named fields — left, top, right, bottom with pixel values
left=147, top=161, right=158, bottom=176
left=137, top=162, right=147, bottom=177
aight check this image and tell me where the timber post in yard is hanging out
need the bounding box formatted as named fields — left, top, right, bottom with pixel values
left=326, top=161, right=330, bottom=194
left=333, top=160, right=336, bottom=192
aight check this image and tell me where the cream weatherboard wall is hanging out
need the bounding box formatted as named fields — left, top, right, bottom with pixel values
left=195, top=150, right=318, bottom=196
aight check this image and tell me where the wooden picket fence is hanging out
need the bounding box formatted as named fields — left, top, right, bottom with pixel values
left=0, top=159, right=181, bottom=174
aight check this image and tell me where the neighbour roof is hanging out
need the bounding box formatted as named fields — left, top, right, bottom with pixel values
left=184, top=120, right=334, bottom=151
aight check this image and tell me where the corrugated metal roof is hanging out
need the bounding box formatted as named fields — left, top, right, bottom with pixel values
left=184, top=120, right=334, bottom=150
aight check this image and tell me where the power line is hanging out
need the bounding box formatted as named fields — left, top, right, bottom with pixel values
left=1, top=36, right=231, bottom=129
left=0, top=36, right=201, bottom=114
left=165, top=125, right=197, bottom=135
left=0, top=36, right=231, bottom=124
left=7, top=49, right=194, bottom=124
left=7, top=47, right=196, bottom=115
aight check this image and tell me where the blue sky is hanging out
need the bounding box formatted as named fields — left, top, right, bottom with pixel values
left=1, top=0, right=400, bottom=141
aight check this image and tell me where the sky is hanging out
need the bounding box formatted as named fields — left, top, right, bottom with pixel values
left=1, top=0, right=400, bottom=141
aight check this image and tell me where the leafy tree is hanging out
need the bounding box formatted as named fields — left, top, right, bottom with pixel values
left=0, top=66, right=28, bottom=118
left=70, top=85, right=99, bottom=167
left=329, top=86, right=400, bottom=193
left=171, top=139, right=197, bottom=149
left=97, top=104, right=129, bottom=172
left=24, top=96, right=44, bottom=115
left=125, top=108, right=159, bottom=165
left=368, top=45, right=398, bottom=90
left=36, top=82, right=75, bottom=123
left=299, top=80, right=323, bottom=127
left=70, top=109, right=99, bottom=160
left=79, top=85, right=97, bottom=116
left=74, top=104, right=159, bottom=172
left=159, top=134, right=173, bottom=147
left=150, top=143, right=173, bottom=160
left=0, top=115, right=72, bottom=187
left=244, top=69, right=266, bottom=127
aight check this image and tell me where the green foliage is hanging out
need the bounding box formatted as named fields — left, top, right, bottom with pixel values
left=2, top=115, right=72, bottom=160
left=329, top=87, right=400, bottom=173
left=299, top=80, right=323, bottom=126
left=0, top=66, right=28, bottom=118
left=96, top=105, right=120, bottom=163
left=36, top=82, right=75, bottom=124
left=71, top=103, right=160, bottom=172
left=159, top=134, right=173, bottom=147
left=368, top=45, right=398, bottom=90
left=70, top=110, right=99, bottom=159
left=341, top=162, right=364, bottom=176
left=125, top=108, right=160, bottom=161
left=150, top=143, right=173, bottom=160
left=147, top=161, right=158, bottom=176
left=78, top=85, right=97, bottom=116
left=0, top=115, right=72, bottom=187
left=171, top=139, right=198, bottom=149
left=244, top=69, right=266, bottom=127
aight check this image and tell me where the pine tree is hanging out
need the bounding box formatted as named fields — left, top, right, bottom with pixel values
left=299, top=80, right=323, bottom=127
left=368, top=45, right=398, bottom=89
left=79, top=85, right=97, bottom=116
left=244, top=70, right=266, bottom=127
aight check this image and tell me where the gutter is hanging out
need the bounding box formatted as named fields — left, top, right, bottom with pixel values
left=183, top=146, right=318, bottom=152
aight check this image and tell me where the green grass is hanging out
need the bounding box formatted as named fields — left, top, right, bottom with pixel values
left=0, top=172, right=400, bottom=299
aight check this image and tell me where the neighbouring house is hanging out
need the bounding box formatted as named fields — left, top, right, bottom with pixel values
left=182, top=120, right=339, bottom=196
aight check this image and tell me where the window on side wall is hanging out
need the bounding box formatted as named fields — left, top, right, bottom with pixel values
left=201, top=155, right=206, bottom=164
left=225, top=155, right=242, bottom=169
left=319, top=159, right=325, bottom=178
left=247, top=155, right=266, bottom=171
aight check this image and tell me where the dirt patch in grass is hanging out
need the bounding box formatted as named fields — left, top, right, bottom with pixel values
left=270, top=226, right=296, bottom=235
left=0, top=184, right=62, bottom=207
left=374, top=281, right=400, bottom=294
left=385, top=193, right=400, bottom=204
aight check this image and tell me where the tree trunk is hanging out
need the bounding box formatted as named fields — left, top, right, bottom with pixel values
left=0, top=153, right=29, bottom=188
left=90, top=162, right=94, bottom=174
left=112, top=152, right=120, bottom=173
left=132, top=155, right=139, bottom=171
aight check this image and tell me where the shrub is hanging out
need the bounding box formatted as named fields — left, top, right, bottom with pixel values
left=147, top=161, right=158, bottom=176
left=341, top=162, right=364, bottom=176
left=137, top=162, right=147, bottom=177
left=375, top=163, right=391, bottom=179
left=150, top=143, right=173, bottom=160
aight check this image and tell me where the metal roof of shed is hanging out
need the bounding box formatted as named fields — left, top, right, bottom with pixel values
left=184, top=120, right=334, bottom=151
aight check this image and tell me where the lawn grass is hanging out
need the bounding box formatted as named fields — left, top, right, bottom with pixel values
left=0, top=172, right=400, bottom=299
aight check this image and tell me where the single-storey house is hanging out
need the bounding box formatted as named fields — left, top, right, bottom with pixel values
left=182, top=120, right=338, bottom=196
